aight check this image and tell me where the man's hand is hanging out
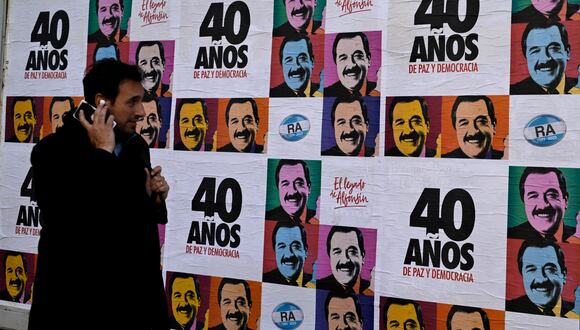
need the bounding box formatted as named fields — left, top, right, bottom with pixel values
left=78, top=100, right=115, bottom=153
left=145, top=166, right=170, bottom=205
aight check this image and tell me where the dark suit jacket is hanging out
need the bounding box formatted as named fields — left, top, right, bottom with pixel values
left=508, top=221, right=576, bottom=242
left=385, top=147, right=436, bottom=157
left=442, top=147, right=504, bottom=159
left=218, top=142, right=264, bottom=153
left=263, top=268, right=313, bottom=287
left=317, top=275, right=371, bottom=295
left=265, top=206, right=317, bottom=224
left=512, top=4, right=580, bottom=24
left=510, top=76, right=578, bottom=95
left=273, top=21, right=323, bottom=37
left=270, top=82, right=321, bottom=97
left=29, top=115, right=169, bottom=329
left=507, top=295, right=575, bottom=317
left=88, top=29, right=128, bottom=44
left=324, top=80, right=377, bottom=97
left=322, top=145, right=375, bottom=157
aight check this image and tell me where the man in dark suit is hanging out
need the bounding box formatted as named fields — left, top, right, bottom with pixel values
left=273, top=0, right=323, bottom=37
left=263, top=222, right=312, bottom=287
left=442, top=96, right=504, bottom=159
left=386, top=97, right=436, bottom=157
left=325, top=32, right=379, bottom=97
left=270, top=35, right=321, bottom=97
left=507, top=240, right=574, bottom=317
left=209, top=278, right=254, bottom=330
left=88, top=0, right=128, bottom=43
left=322, top=95, right=375, bottom=157
left=511, top=20, right=578, bottom=94
left=218, top=98, right=264, bottom=153
left=508, top=167, right=577, bottom=243
left=317, top=226, right=372, bottom=295
left=512, top=0, right=580, bottom=24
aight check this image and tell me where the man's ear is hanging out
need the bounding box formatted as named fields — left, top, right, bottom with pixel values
left=94, top=93, right=106, bottom=107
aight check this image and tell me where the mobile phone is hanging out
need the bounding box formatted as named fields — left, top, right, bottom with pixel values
left=73, top=100, right=116, bottom=127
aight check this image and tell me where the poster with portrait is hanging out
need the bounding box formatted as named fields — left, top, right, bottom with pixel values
left=384, top=0, right=511, bottom=95
left=260, top=283, right=317, bottom=330
left=174, top=0, right=273, bottom=97
left=4, top=1, right=88, bottom=96
left=375, top=158, right=508, bottom=310
left=0, top=249, right=36, bottom=306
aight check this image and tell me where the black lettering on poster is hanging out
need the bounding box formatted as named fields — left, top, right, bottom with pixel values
left=25, top=11, right=69, bottom=72
left=16, top=168, right=42, bottom=232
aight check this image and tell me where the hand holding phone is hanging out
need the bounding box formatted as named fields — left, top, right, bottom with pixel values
left=74, top=100, right=116, bottom=127
left=76, top=99, right=116, bottom=153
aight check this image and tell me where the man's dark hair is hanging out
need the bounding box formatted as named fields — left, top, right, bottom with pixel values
left=446, top=305, right=490, bottom=330
left=331, top=94, right=369, bottom=126
left=169, top=272, right=200, bottom=302
left=519, top=167, right=568, bottom=202
left=279, top=35, right=314, bottom=64
left=275, top=159, right=311, bottom=189
left=12, top=97, right=36, bottom=117
left=324, top=291, right=363, bottom=324
left=450, top=96, right=496, bottom=129
left=179, top=99, right=208, bottom=123
left=332, top=32, right=371, bottom=63
left=521, top=20, right=570, bottom=57
left=326, top=226, right=365, bottom=257
left=383, top=298, right=425, bottom=330
left=225, top=98, right=259, bottom=126
left=136, top=41, right=166, bottom=65
left=93, top=43, right=121, bottom=64
left=217, top=278, right=252, bottom=307
left=272, top=221, right=308, bottom=251
left=517, top=240, right=567, bottom=275
left=2, top=251, right=28, bottom=275
left=142, top=94, right=163, bottom=121
left=388, top=97, right=430, bottom=126
left=96, top=0, right=124, bottom=11
left=49, top=97, right=75, bottom=120
left=83, top=60, right=142, bottom=107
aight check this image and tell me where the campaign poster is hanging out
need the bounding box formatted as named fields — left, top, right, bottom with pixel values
left=509, top=95, right=580, bottom=164
left=0, top=250, right=36, bottom=306
left=163, top=152, right=267, bottom=282
left=379, top=297, right=437, bottom=330
left=4, top=97, right=44, bottom=144
left=86, top=41, right=130, bottom=68
left=206, top=276, right=262, bottom=330
left=384, top=0, right=511, bottom=95
left=129, top=40, right=175, bottom=98
left=164, top=271, right=211, bottom=330
left=174, top=0, right=273, bottom=97
left=267, top=98, right=323, bottom=159
left=260, top=283, right=316, bottom=330
left=215, top=98, right=269, bottom=153
left=437, top=303, right=505, bottom=329
left=316, top=290, right=373, bottom=330
left=376, top=158, right=508, bottom=310
left=174, top=98, right=219, bottom=152
left=272, top=0, right=326, bottom=37
left=385, top=96, right=442, bottom=158
left=40, top=96, right=82, bottom=139
left=4, top=1, right=87, bottom=95
left=87, top=0, right=132, bottom=44
left=440, top=95, right=509, bottom=160
left=130, top=0, right=177, bottom=41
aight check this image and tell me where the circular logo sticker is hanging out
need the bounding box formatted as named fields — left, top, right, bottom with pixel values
left=279, top=114, right=310, bottom=142
left=523, top=114, right=566, bottom=147
left=272, top=302, right=304, bottom=330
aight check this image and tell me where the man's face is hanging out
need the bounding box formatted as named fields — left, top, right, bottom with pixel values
left=329, top=231, right=364, bottom=287
left=227, top=102, right=258, bottom=152
left=521, top=246, right=566, bottom=309
left=278, top=164, right=311, bottom=218
left=275, top=226, right=307, bottom=281
left=454, top=100, right=495, bottom=158
left=136, top=100, right=161, bottom=146
left=334, top=101, right=368, bottom=156
left=449, top=311, right=485, bottom=330
left=219, top=283, right=251, bottom=330
left=532, top=0, right=564, bottom=16
left=392, top=101, right=429, bottom=157
left=50, top=100, right=71, bottom=133
left=386, top=303, right=421, bottom=330
left=525, top=26, right=569, bottom=89
left=335, top=36, right=370, bottom=92
left=108, top=80, right=145, bottom=137
left=13, top=100, right=36, bottom=142
left=171, top=277, right=200, bottom=328
left=138, top=44, right=165, bottom=94
left=97, top=0, right=123, bottom=39
left=179, top=102, right=207, bottom=151
left=285, top=0, right=316, bottom=32
left=282, top=39, right=313, bottom=93
left=523, top=172, right=568, bottom=236
left=327, top=296, right=363, bottom=330
left=5, top=255, right=27, bottom=300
